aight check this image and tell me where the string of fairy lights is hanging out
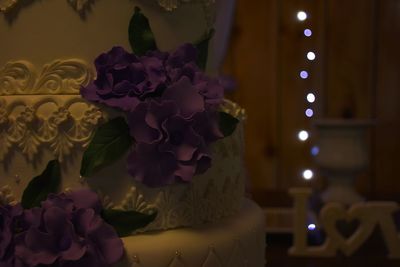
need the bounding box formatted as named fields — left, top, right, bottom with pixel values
left=296, top=10, right=318, bottom=232
left=296, top=10, right=317, bottom=182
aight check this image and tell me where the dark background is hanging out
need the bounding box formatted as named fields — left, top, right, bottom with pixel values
left=223, top=0, right=400, bottom=265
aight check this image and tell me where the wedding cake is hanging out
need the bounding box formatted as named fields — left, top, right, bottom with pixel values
left=0, top=1, right=266, bottom=266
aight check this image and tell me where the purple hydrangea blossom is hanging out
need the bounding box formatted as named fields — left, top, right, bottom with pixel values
left=127, top=99, right=222, bottom=187
left=81, top=44, right=224, bottom=112
left=81, top=46, right=167, bottom=111
left=0, top=190, right=124, bottom=267
left=82, top=44, right=228, bottom=187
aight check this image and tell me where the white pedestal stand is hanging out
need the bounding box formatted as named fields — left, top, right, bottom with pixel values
left=313, top=119, right=372, bottom=205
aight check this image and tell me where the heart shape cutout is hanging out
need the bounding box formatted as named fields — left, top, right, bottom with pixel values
left=320, top=203, right=376, bottom=256
left=335, top=219, right=361, bottom=239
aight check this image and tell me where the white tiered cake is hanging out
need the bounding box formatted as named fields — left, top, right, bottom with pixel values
left=0, top=1, right=265, bottom=266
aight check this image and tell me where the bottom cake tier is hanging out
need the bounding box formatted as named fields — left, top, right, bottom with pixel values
left=114, top=199, right=266, bottom=267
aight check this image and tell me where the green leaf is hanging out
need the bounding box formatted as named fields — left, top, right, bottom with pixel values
left=195, top=29, right=215, bottom=70
left=80, top=117, right=133, bottom=177
left=219, top=111, right=239, bottom=137
left=102, top=209, right=157, bottom=237
left=21, top=160, right=61, bottom=209
left=129, top=6, right=158, bottom=55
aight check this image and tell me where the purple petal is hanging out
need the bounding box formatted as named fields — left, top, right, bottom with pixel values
left=167, top=44, right=198, bottom=67
left=127, top=143, right=178, bottom=187
left=15, top=228, right=58, bottom=266
left=86, top=223, right=124, bottom=264
left=74, top=209, right=102, bottom=236
left=162, top=77, right=204, bottom=118
left=128, top=103, right=161, bottom=143
left=42, top=207, right=69, bottom=235
left=174, top=163, right=196, bottom=182
left=67, top=189, right=102, bottom=213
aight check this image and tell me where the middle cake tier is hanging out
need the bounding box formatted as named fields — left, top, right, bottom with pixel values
left=0, top=94, right=246, bottom=232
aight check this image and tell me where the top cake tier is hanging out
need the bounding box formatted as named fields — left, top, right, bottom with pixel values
left=0, top=0, right=236, bottom=81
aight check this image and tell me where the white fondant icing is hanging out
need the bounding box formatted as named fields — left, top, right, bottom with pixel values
left=167, top=254, right=185, bottom=267
left=0, top=0, right=235, bottom=73
left=0, top=60, right=92, bottom=95
left=114, top=199, right=266, bottom=267
left=202, top=248, right=223, bottom=267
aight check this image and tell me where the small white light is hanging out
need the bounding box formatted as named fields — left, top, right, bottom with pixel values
left=298, top=130, right=309, bottom=141
left=297, top=11, right=308, bottom=21
left=304, top=29, right=312, bottom=37
left=308, top=223, right=316, bottom=231
left=311, top=146, right=320, bottom=156
left=305, top=108, right=314, bottom=118
left=303, top=169, right=314, bottom=180
left=307, top=93, right=316, bottom=103
left=300, top=71, right=309, bottom=79
left=307, top=51, right=316, bottom=61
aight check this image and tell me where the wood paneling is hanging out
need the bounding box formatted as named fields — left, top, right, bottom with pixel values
left=223, top=0, right=400, bottom=203
left=324, top=0, right=376, bottom=118
left=374, top=0, right=400, bottom=195
left=224, top=0, right=279, bottom=191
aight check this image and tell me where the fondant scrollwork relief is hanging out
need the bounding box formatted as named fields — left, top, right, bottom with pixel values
left=0, top=0, right=93, bottom=14
left=0, top=0, right=216, bottom=14
left=0, top=185, right=16, bottom=205
left=157, top=0, right=215, bottom=11
left=0, top=97, right=104, bottom=162
left=67, top=0, right=94, bottom=14
left=0, top=60, right=92, bottom=95
left=0, top=0, right=17, bottom=13
left=121, top=173, right=244, bottom=232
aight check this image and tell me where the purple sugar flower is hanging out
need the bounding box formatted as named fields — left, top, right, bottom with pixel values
left=127, top=99, right=220, bottom=187
left=161, top=76, right=205, bottom=119
left=193, top=73, right=224, bottom=109
left=0, top=205, right=24, bottom=267
left=127, top=143, right=179, bottom=187
left=128, top=100, right=177, bottom=144
left=81, top=46, right=166, bottom=111
left=167, top=43, right=198, bottom=68
left=6, top=190, right=124, bottom=267
left=82, top=43, right=232, bottom=187
left=165, top=44, right=199, bottom=82
left=164, top=45, right=224, bottom=109
left=42, top=190, right=103, bottom=215
left=192, top=111, right=224, bottom=144
left=14, top=207, right=87, bottom=266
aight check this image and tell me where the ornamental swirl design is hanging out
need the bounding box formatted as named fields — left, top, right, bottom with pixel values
left=0, top=60, right=92, bottom=95
left=0, top=0, right=215, bottom=13
left=0, top=97, right=104, bottom=161
left=158, top=0, right=215, bottom=11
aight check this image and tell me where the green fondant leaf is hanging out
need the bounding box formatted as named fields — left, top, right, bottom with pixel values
left=129, top=6, right=158, bottom=55
left=219, top=111, right=239, bottom=137
left=195, top=29, right=215, bottom=70
left=80, top=117, right=132, bottom=177
left=21, top=160, right=61, bottom=209
left=102, top=209, right=157, bottom=237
